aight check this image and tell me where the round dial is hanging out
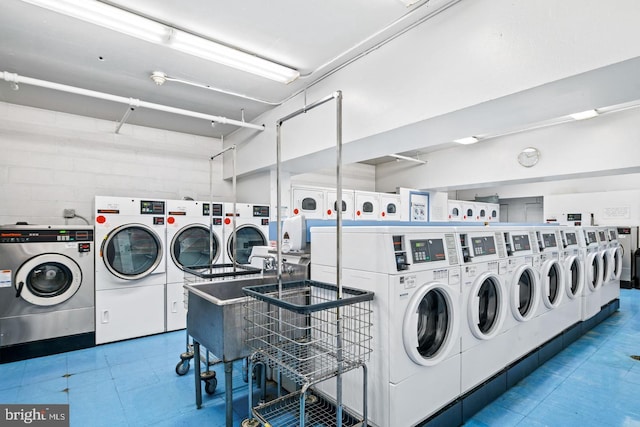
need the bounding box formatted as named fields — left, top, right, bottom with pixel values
left=518, top=147, right=540, bottom=167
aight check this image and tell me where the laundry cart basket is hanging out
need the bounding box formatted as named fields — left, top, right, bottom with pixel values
left=243, top=279, right=373, bottom=427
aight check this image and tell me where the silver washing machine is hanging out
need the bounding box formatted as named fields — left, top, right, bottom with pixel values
left=0, top=225, right=95, bottom=362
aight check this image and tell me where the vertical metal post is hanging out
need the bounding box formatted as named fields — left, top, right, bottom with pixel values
left=276, top=122, right=282, bottom=292
left=232, top=145, right=237, bottom=272
left=209, top=157, right=214, bottom=271
left=334, top=90, right=344, bottom=427
left=225, top=361, right=233, bottom=427
left=194, top=341, right=202, bottom=409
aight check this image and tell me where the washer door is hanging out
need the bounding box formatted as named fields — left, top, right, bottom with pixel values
left=586, top=252, right=603, bottom=292
left=468, top=272, right=505, bottom=340
left=227, top=225, right=267, bottom=264
left=403, top=282, right=459, bottom=366
left=170, top=225, right=219, bottom=269
left=15, top=254, right=82, bottom=306
left=540, top=260, right=564, bottom=309
left=601, top=249, right=613, bottom=283
left=564, top=255, right=584, bottom=299
left=610, top=247, right=623, bottom=281
left=510, top=265, right=539, bottom=322
left=102, top=224, right=163, bottom=280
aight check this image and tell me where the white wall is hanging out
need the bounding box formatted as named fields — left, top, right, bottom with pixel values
left=226, top=0, right=640, bottom=178
left=0, top=102, right=224, bottom=225
left=545, top=190, right=640, bottom=227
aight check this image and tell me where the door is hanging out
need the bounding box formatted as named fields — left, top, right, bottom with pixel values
left=227, top=225, right=268, bottom=264
left=403, top=283, right=459, bottom=366
left=291, top=187, right=325, bottom=219
left=540, top=260, right=564, bottom=309
left=468, top=273, right=504, bottom=340
left=510, top=265, right=539, bottom=321
left=15, top=254, right=82, bottom=306
left=586, top=252, right=603, bottom=292
left=564, top=255, right=584, bottom=299
left=170, top=224, right=219, bottom=269
left=102, top=224, right=164, bottom=280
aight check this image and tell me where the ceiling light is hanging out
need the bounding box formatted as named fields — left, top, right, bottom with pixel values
left=570, top=109, right=599, bottom=120
left=388, top=154, right=427, bottom=164
left=20, top=0, right=300, bottom=84
left=453, top=136, right=479, bottom=145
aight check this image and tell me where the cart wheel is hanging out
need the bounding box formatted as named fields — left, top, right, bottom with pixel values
left=175, top=360, right=190, bottom=376
left=204, top=377, right=218, bottom=395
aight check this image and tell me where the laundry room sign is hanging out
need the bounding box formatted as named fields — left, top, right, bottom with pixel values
left=0, top=270, right=11, bottom=288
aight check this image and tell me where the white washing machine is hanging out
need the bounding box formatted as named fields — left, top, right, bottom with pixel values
left=326, top=189, right=355, bottom=221
left=457, top=227, right=511, bottom=393
left=94, top=196, right=166, bottom=344
left=448, top=200, right=463, bottom=222
left=223, top=203, right=270, bottom=265
left=617, top=226, right=638, bottom=286
left=499, top=227, right=541, bottom=364
left=0, top=225, right=95, bottom=362
left=165, top=200, right=224, bottom=331
left=311, top=226, right=462, bottom=427
left=354, top=191, right=380, bottom=221
left=578, top=227, right=604, bottom=321
left=291, top=186, right=326, bottom=219
left=601, top=227, right=622, bottom=307
left=379, top=193, right=401, bottom=221
left=533, top=227, right=567, bottom=345
left=559, top=227, right=585, bottom=329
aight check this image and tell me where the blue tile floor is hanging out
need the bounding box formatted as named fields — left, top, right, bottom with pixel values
left=1, top=289, right=639, bottom=426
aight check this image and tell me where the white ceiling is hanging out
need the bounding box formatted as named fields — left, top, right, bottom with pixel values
left=0, top=0, right=455, bottom=140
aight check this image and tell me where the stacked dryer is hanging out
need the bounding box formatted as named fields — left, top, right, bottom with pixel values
left=165, top=200, right=224, bottom=331
left=94, top=196, right=166, bottom=344
left=311, top=226, right=463, bottom=427
left=457, top=227, right=511, bottom=394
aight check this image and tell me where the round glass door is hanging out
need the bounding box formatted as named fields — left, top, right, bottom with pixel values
left=586, top=252, right=603, bottom=291
left=171, top=225, right=219, bottom=269
left=403, top=283, right=459, bottom=366
left=469, top=273, right=503, bottom=339
left=565, top=256, right=583, bottom=299
left=541, top=261, right=563, bottom=308
left=102, top=224, right=163, bottom=280
left=611, top=247, right=623, bottom=280
left=511, top=265, right=538, bottom=321
left=15, top=254, right=82, bottom=306
left=227, top=225, right=267, bottom=264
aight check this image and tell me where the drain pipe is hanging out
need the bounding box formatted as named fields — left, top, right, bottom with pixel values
left=0, top=71, right=265, bottom=132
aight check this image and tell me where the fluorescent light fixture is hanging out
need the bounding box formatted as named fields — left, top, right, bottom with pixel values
left=453, top=136, right=479, bottom=145
left=570, top=109, right=599, bottom=120
left=388, top=154, right=427, bottom=164
left=20, top=0, right=300, bottom=84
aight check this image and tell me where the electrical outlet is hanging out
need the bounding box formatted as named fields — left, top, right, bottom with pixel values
left=63, top=209, right=76, bottom=218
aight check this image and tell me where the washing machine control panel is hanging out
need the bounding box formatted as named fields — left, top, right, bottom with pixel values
left=203, top=203, right=223, bottom=217
left=0, top=229, right=94, bottom=243
left=140, top=200, right=165, bottom=215
left=253, top=205, right=270, bottom=217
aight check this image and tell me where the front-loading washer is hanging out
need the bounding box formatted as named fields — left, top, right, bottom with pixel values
left=0, top=225, right=95, bottom=362
left=165, top=200, right=224, bottom=331
left=601, top=227, right=622, bottom=307
left=223, top=203, right=270, bottom=265
left=559, top=227, right=585, bottom=329
left=311, top=225, right=462, bottom=427
left=533, top=227, right=567, bottom=346
left=94, top=196, right=166, bottom=344
left=499, top=227, right=541, bottom=364
left=457, top=227, right=511, bottom=393
left=578, top=227, right=604, bottom=321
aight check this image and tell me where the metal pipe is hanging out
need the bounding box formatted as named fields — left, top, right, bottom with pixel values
left=232, top=145, right=237, bottom=271
left=0, top=71, right=265, bottom=132
left=224, top=361, right=233, bottom=427
left=115, top=107, right=135, bottom=134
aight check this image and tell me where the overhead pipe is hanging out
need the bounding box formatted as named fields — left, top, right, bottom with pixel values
left=0, top=71, right=265, bottom=132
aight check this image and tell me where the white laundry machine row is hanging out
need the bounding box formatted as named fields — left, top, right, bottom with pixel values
left=456, top=227, right=511, bottom=394
left=447, top=200, right=500, bottom=222
left=0, top=225, right=95, bottom=362
left=223, top=203, right=271, bottom=265
left=311, top=226, right=463, bottom=427
left=165, top=200, right=224, bottom=332
left=578, top=227, right=604, bottom=321
left=94, top=196, right=167, bottom=344
left=601, top=227, right=622, bottom=308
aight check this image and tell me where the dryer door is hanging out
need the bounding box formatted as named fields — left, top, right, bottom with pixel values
left=170, top=225, right=219, bottom=269
left=15, top=254, right=82, bottom=306
left=102, top=224, right=163, bottom=280
left=227, top=225, right=267, bottom=264
left=403, top=282, right=459, bottom=366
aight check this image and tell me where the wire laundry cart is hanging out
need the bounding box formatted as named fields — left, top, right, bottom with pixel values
left=243, top=280, right=373, bottom=427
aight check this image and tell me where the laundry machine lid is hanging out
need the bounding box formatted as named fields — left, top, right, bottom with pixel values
left=102, top=224, right=163, bottom=280
left=170, top=224, right=219, bottom=269
left=227, top=225, right=267, bottom=264
left=15, top=253, right=82, bottom=306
